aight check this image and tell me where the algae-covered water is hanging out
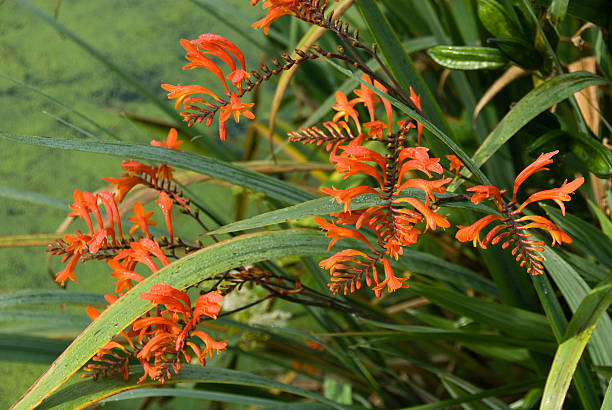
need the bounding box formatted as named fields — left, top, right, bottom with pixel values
left=0, top=0, right=271, bottom=406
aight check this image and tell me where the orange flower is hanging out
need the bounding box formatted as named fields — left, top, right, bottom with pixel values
left=516, top=215, right=572, bottom=246
left=161, top=83, right=220, bottom=110
left=108, top=259, right=144, bottom=294
left=517, top=177, right=584, bottom=215
left=103, top=176, right=144, bottom=202
left=98, top=191, right=123, bottom=242
left=399, top=197, right=450, bottom=231
left=151, top=128, right=184, bottom=151
left=395, top=177, right=451, bottom=206
left=68, top=189, right=94, bottom=235
left=218, top=92, right=255, bottom=141
left=251, top=0, right=299, bottom=34
left=157, top=192, right=174, bottom=242
left=332, top=91, right=361, bottom=133
left=372, top=258, right=409, bottom=294
left=398, top=147, right=443, bottom=179
left=192, top=34, right=249, bottom=92
left=455, top=214, right=504, bottom=248
left=467, top=185, right=504, bottom=211
left=409, top=87, right=423, bottom=144
left=314, top=217, right=376, bottom=253
left=180, top=39, right=229, bottom=93
left=128, top=202, right=157, bottom=238
left=446, top=155, right=463, bottom=176
left=512, top=150, right=558, bottom=202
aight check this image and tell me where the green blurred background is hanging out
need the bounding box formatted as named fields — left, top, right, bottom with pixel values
left=0, top=0, right=272, bottom=406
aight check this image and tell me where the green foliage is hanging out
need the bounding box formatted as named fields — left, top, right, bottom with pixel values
left=1, top=0, right=611, bottom=408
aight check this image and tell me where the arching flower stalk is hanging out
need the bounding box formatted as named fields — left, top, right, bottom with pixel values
left=290, top=75, right=454, bottom=296
left=456, top=151, right=583, bottom=275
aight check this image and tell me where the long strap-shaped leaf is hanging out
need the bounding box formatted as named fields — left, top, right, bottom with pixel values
left=472, top=72, right=608, bottom=167
left=38, top=365, right=346, bottom=410
left=355, top=0, right=452, bottom=158
left=540, top=274, right=612, bottom=410
left=0, top=135, right=316, bottom=205
left=10, top=229, right=330, bottom=410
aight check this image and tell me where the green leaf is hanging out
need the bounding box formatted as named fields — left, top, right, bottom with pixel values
left=477, top=0, right=523, bottom=39
left=0, top=334, right=70, bottom=364
left=0, top=290, right=106, bottom=309
left=354, top=0, right=453, bottom=157
left=542, top=248, right=612, bottom=370
left=541, top=274, right=612, bottom=410
left=427, top=46, right=507, bottom=70
left=0, top=135, right=316, bottom=205
left=343, top=322, right=556, bottom=353
left=0, top=184, right=69, bottom=210
left=0, top=310, right=89, bottom=329
left=405, top=379, right=543, bottom=410
left=10, top=229, right=331, bottom=410
left=471, top=72, right=608, bottom=168
left=541, top=204, right=612, bottom=269
left=587, top=199, right=612, bottom=238
left=38, top=365, right=347, bottom=410
left=207, top=190, right=495, bottom=236
left=409, top=283, right=554, bottom=340
left=101, top=387, right=285, bottom=406
left=548, top=0, right=569, bottom=22
left=531, top=274, right=601, bottom=410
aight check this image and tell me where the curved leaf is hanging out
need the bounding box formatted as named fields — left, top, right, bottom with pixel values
left=541, top=274, right=612, bottom=410
left=0, top=135, right=316, bottom=205
left=10, top=229, right=330, bottom=410
left=0, top=290, right=106, bottom=309
left=472, top=72, right=608, bottom=167
left=39, top=365, right=345, bottom=410
left=208, top=190, right=496, bottom=236
left=428, top=46, right=507, bottom=70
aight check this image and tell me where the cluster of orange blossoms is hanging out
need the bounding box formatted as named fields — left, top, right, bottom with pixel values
left=162, top=35, right=253, bottom=141
left=455, top=151, right=583, bottom=275
left=49, top=129, right=226, bottom=383
left=296, top=76, right=454, bottom=296
left=250, top=0, right=339, bottom=34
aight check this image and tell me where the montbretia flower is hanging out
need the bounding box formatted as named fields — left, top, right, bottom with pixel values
left=131, top=284, right=227, bottom=383
left=458, top=151, right=582, bottom=275
left=516, top=177, right=584, bottom=216
left=163, top=35, right=254, bottom=141
left=446, top=155, right=463, bottom=176
left=151, top=128, right=184, bottom=151
left=128, top=202, right=157, bottom=238
left=157, top=191, right=174, bottom=243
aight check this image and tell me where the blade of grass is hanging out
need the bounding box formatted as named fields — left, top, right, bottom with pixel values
left=409, top=283, right=553, bottom=340
left=542, top=248, right=612, bottom=372
left=354, top=0, right=453, bottom=157
left=0, top=135, right=316, bottom=205
left=0, top=290, right=106, bottom=309
left=0, top=334, right=70, bottom=364
left=0, top=184, right=69, bottom=210
left=0, top=233, right=60, bottom=248
left=531, top=274, right=601, bottom=409
left=541, top=274, right=612, bottom=409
